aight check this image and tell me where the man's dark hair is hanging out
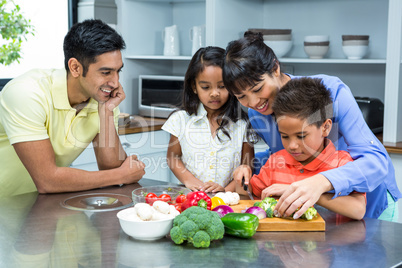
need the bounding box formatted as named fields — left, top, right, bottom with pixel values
left=63, top=19, right=126, bottom=76
left=273, top=77, right=333, bottom=127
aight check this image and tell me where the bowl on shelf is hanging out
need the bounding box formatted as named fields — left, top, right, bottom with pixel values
left=264, top=40, right=293, bottom=58
left=263, top=34, right=292, bottom=41
left=304, top=35, right=329, bottom=43
left=342, top=35, right=369, bottom=41
left=342, top=40, right=369, bottom=46
left=117, top=207, right=174, bottom=240
left=248, top=28, right=292, bottom=35
left=303, top=39, right=329, bottom=59
left=342, top=45, right=368, bottom=59
left=132, top=185, right=191, bottom=205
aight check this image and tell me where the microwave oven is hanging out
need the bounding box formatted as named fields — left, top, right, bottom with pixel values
left=138, top=75, right=184, bottom=118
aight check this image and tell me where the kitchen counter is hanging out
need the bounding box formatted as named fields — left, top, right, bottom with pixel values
left=1, top=179, right=401, bottom=268
left=118, top=115, right=167, bottom=135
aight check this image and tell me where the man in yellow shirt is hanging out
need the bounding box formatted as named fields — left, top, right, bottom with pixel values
left=0, top=19, right=145, bottom=197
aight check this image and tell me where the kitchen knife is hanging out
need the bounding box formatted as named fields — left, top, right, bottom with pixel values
left=242, top=177, right=254, bottom=200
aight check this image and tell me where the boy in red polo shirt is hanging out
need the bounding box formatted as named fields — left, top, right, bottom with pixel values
left=236, top=77, right=366, bottom=220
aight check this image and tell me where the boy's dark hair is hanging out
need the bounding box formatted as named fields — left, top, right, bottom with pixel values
left=63, top=19, right=126, bottom=76
left=181, top=46, right=256, bottom=142
left=223, top=31, right=280, bottom=95
left=272, top=77, right=333, bottom=127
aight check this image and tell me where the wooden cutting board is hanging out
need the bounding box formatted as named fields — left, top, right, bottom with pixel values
left=230, top=200, right=325, bottom=232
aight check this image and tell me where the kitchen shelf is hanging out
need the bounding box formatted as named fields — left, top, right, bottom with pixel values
left=125, top=55, right=387, bottom=64
left=280, top=58, right=386, bottom=64
left=125, top=55, right=192, bottom=60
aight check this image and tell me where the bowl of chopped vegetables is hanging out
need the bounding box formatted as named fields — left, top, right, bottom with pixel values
left=117, top=200, right=180, bottom=240
left=132, top=185, right=191, bottom=206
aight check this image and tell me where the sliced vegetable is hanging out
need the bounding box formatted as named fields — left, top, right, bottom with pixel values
left=181, top=191, right=212, bottom=211
left=221, top=213, right=259, bottom=238
left=212, top=205, right=234, bottom=218
left=244, top=206, right=267, bottom=220
left=211, top=196, right=225, bottom=210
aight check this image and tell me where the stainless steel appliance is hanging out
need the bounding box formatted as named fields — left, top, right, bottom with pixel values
left=355, top=96, right=384, bottom=134
left=138, top=75, right=184, bottom=118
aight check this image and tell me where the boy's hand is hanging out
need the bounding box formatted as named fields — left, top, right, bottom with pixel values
left=232, top=165, right=253, bottom=186
left=261, top=184, right=289, bottom=199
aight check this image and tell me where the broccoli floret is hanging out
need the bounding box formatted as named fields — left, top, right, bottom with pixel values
left=265, top=204, right=275, bottom=218
left=253, top=201, right=261, bottom=207
left=301, top=207, right=318, bottom=221
left=169, top=206, right=225, bottom=248
left=193, top=230, right=210, bottom=248
left=170, top=226, right=184, bottom=244
left=258, top=197, right=277, bottom=211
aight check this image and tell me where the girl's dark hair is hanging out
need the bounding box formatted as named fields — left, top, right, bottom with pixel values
left=180, top=46, right=257, bottom=142
left=223, top=31, right=280, bottom=94
left=272, top=77, right=333, bottom=127
left=63, top=19, right=126, bottom=76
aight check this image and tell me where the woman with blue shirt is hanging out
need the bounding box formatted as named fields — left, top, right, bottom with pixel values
left=222, top=31, right=401, bottom=221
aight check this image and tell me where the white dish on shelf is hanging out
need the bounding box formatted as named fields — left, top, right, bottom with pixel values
left=342, top=45, right=368, bottom=59
left=304, top=45, right=329, bottom=59
left=264, top=40, right=292, bottom=58
left=304, top=35, right=329, bottom=42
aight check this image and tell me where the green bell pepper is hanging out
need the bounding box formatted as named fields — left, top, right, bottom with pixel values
left=221, top=213, right=259, bottom=238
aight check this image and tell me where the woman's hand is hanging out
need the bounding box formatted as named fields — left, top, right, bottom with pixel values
left=261, top=184, right=289, bottom=199
left=200, top=182, right=225, bottom=193
left=274, top=174, right=332, bottom=219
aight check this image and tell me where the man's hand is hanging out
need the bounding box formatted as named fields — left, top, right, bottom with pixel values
left=119, top=155, right=146, bottom=184
left=104, top=82, right=125, bottom=111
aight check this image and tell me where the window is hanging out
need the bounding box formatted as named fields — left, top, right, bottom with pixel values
left=0, top=0, right=68, bottom=79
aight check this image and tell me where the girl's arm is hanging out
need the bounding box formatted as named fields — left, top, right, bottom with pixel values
left=234, top=141, right=255, bottom=195
left=166, top=134, right=204, bottom=191
left=317, top=192, right=366, bottom=220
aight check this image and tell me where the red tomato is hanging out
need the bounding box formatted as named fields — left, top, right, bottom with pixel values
left=173, top=203, right=182, bottom=213
left=175, top=194, right=187, bottom=204
left=158, top=194, right=172, bottom=203
left=145, top=192, right=158, bottom=205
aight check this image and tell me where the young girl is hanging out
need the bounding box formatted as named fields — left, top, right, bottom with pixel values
left=162, top=46, right=256, bottom=193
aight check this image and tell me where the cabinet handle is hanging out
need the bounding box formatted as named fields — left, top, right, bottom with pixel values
left=122, top=142, right=131, bottom=149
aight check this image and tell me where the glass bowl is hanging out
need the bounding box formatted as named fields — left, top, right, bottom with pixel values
left=132, top=185, right=191, bottom=205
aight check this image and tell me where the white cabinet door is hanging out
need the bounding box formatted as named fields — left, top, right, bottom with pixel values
left=120, top=130, right=176, bottom=183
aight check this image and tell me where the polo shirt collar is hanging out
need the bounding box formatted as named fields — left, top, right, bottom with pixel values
left=51, top=69, right=98, bottom=115
left=52, top=69, right=71, bottom=110
left=282, top=139, right=336, bottom=171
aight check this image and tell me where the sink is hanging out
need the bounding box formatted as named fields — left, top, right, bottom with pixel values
left=61, top=193, right=133, bottom=212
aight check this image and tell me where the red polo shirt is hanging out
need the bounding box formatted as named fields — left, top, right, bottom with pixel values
left=250, top=140, right=355, bottom=198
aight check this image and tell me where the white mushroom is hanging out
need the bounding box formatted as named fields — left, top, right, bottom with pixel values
left=153, top=200, right=171, bottom=214
left=136, top=204, right=154, bottom=221
left=151, top=207, right=173, bottom=221
left=169, top=205, right=180, bottom=217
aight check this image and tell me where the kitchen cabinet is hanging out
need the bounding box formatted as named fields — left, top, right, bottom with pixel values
left=116, top=0, right=402, bottom=143
left=70, top=130, right=180, bottom=183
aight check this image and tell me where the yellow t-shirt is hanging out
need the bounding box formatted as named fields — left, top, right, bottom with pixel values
left=0, top=69, right=119, bottom=197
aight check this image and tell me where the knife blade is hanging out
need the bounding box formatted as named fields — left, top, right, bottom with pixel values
left=242, top=177, right=254, bottom=200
